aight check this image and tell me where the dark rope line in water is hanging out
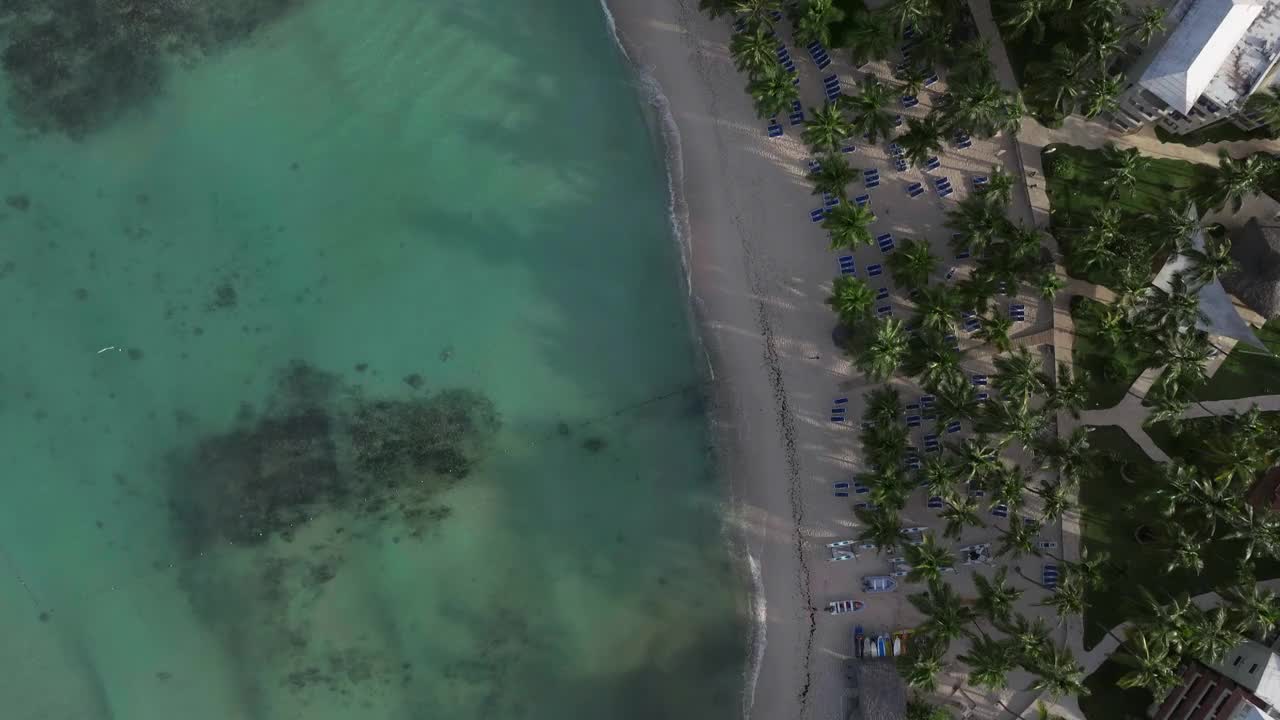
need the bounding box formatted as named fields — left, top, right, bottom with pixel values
left=578, top=381, right=707, bottom=427
left=0, top=543, right=40, bottom=607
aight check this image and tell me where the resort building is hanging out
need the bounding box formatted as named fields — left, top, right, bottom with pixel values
left=1152, top=642, right=1280, bottom=720
left=1110, top=0, right=1280, bottom=135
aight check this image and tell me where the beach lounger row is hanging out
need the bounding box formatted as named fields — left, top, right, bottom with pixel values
left=934, top=176, right=953, bottom=198
left=867, top=263, right=883, bottom=277
left=971, top=374, right=988, bottom=386
left=1043, top=564, right=1059, bottom=590
left=854, top=193, right=870, bottom=207
left=927, top=495, right=944, bottom=509
left=923, top=434, right=940, bottom=453
left=824, top=74, right=841, bottom=103
left=893, top=157, right=908, bottom=172
left=838, top=256, right=855, bottom=275
left=954, top=131, right=972, bottom=149
left=991, top=503, right=1009, bottom=518
left=925, top=156, right=940, bottom=172
left=876, top=233, right=895, bottom=253
left=823, top=192, right=840, bottom=209
left=962, top=310, right=979, bottom=333
left=831, top=396, right=847, bottom=423
left=901, top=95, right=919, bottom=109
left=863, top=167, right=880, bottom=189
left=1010, top=303, right=1026, bottom=322
left=806, top=41, right=832, bottom=69
left=810, top=208, right=825, bottom=223
left=946, top=420, right=962, bottom=434
left=875, top=287, right=890, bottom=300
left=906, top=182, right=924, bottom=198
left=888, top=142, right=904, bottom=157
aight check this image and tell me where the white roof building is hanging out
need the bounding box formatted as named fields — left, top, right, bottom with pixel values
left=1215, top=641, right=1280, bottom=709
left=1139, top=0, right=1270, bottom=113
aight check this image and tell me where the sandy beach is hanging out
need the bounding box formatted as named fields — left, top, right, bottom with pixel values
left=604, top=1, right=1058, bottom=718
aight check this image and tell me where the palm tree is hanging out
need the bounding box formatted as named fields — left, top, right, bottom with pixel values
left=844, top=10, right=895, bottom=67
left=1067, top=546, right=1109, bottom=591
left=955, top=436, right=1002, bottom=485
left=993, top=347, right=1046, bottom=407
left=913, top=285, right=957, bottom=334
left=1046, top=361, right=1089, bottom=418
left=829, top=275, right=877, bottom=324
left=912, top=20, right=955, bottom=68
left=899, top=116, right=945, bottom=169
left=1185, top=237, right=1237, bottom=289
left=1183, top=606, right=1246, bottom=664
left=866, top=386, right=902, bottom=426
left=823, top=201, right=876, bottom=250
left=803, top=101, right=852, bottom=153
left=882, top=0, right=937, bottom=32
left=1115, top=627, right=1181, bottom=696
left=1245, top=87, right=1280, bottom=130
left=888, top=238, right=938, bottom=289
left=733, top=0, right=784, bottom=30
left=1085, top=18, right=1126, bottom=68
left=1035, top=425, right=1096, bottom=485
left=980, top=166, right=1015, bottom=206
left=1226, top=581, right=1280, bottom=639
left=960, top=635, right=1020, bottom=691
left=998, top=0, right=1049, bottom=41
left=974, top=312, right=1013, bottom=353
left=730, top=27, right=779, bottom=77
left=858, top=318, right=909, bottom=380
left=857, top=506, right=907, bottom=553
left=1204, top=149, right=1273, bottom=213
left=1130, top=6, right=1167, bottom=45
left=1101, top=144, right=1149, bottom=199
left=911, top=580, right=976, bottom=650
left=1036, top=480, right=1074, bottom=522
left=1162, top=523, right=1206, bottom=574
left=846, top=78, right=896, bottom=143
left=949, top=78, right=1023, bottom=138
left=699, top=0, right=734, bottom=19
left=809, top=152, right=856, bottom=198
left=1028, top=644, right=1089, bottom=699
left=897, top=63, right=929, bottom=98
left=1145, top=201, right=1203, bottom=253
left=940, top=493, right=985, bottom=539
left=905, top=533, right=955, bottom=584
left=1034, top=267, right=1066, bottom=301
left=933, top=372, right=979, bottom=426
left=946, top=194, right=1007, bottom=256
left=747, top=66, right=800, bottom=119
left=1150, top=330, right=1211, bottom=400
left=1145, top=389, right=1190, bottom=429
left=793, top=0, right=845, bottom=48
left=900, top=641, right=946, bottom=690
left=1028, top=44, right=1089, bottom=117
left=1082, top=72, right=1124, bottom=118
left=1003, top=613, right=1053, bottom=666
left=996, top=516, right=1040, bottom=560
left=914, top=330, right=964, bottom=391
left=975, top=566, right=1023, bottom=625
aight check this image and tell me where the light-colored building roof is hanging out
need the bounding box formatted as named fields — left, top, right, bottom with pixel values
left=1214, top=641, right=1280, bottom=708
left=1203, top=1, right=1280, bottom=108
left=1228, top=700, right=1270, bottom=720
left=1140, top=0, right=1269, bottom=113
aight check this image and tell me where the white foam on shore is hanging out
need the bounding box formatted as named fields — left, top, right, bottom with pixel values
left=598, top=3, right=764, bottom=718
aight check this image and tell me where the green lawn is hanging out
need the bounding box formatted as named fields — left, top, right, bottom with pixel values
left=1043, top=144, right=1218, bottom=287
left=1155, top=121, right=1275, bottom=147
left=1193, top=319, right=1280, bottom=401
left=1078, top=426, right=1280, bottom=649
left=1081, top=658, right=1155, bottom=720
left=1070, top=297, right=1153, bottom=410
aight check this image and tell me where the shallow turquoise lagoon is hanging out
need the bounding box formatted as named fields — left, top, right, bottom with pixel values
left=0, top=2, right=745, bottom=718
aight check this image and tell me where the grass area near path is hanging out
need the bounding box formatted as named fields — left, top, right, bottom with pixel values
left=1192, top=318, right=1280, bottom=401
left=1155, top=121, right=1276, bottom=147
left=1042, top=144, right=1218, bottom=286
left=1079, top=426, right=1280, bottom=649
left=1070, top=297, right=1152, bottom=410
left=1081, top=658, right=1154, bottom=720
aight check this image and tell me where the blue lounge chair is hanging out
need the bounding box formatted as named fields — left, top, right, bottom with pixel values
left=991, top=504, right=1009, bottom=518
left=906, top=415, right=921, bottom=427
left=927, top=496, right=944, bottom=509
left=768, top=122, right=784, bottom=138
left=875, top=287, right=890, bottom=301
left=854, top=194, right=870, bottom=206
left=809, top=208, right=825, bottom=223
left=831, top=407, right=846, bottom=416
left=832, top=415, right=845, bottom=423
left=975, top=391, right=989, bottom=402
left=901, top=96, right=919, bottom=108
left=938, top=185, right=953, bottom=198
left=925, top=156, right=940, bottom=171
left=835, top=490, right=850, bottom=497
left=969, top=488, right=986, bottom=498
left=964, top=317, right=980, bottom=333
left=924, top=73, right=939, bottom=87
left=876, top=305, right=892, bottom=318
left=834, top=397, right=848, bottom=404
left=842, top=143, right=856, bottom=154
left=867, top=264, right=883, bottom=277
left=894, top=114, right=903, bottom=127
left=834, top=481, right=850, bottom=489
left=863, top=167, right=879, bottom=178
left=815, top=54, right=831, bottom=69
left=1043, top=565, right=1059, bottom=590
left=955, top=248, right=971, bottom=259
left=946, top=420, right=962, bottom=434
left=782, top=59, right=796, bottom=73
left=824, top=195, right=840, bottom=209
left=972, top=176, right=988, bottom=189
left=789, top=112, right=804, bottom=126
left=865, top=179, right=880, bottom=189
left=807, top=41, right=821, bottom=52
left=904, top=403, right=920, bottom=412
left=823, top=74, right=839, bottom=86
left=947, top=267, right=960, bottom=281
left=853, top=484, right=870, bottom=494
left=894, top=158, right=909, bottom=172
left=920, top=394, right=935, bottom=408
left=838, top=255, right=855, bottom=275
left=908, top=185, right=924, bottom=198
left=972, top=374, right=988, bottom=386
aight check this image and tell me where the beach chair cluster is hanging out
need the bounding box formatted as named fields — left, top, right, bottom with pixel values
left=906, top=181, right=924, bottom=198
left=823, top=74, right=841, bottom=103
left=830, top=396, right=848, bottom=423
left=806, top=40, right=832, bottom=69
left=838, top=255, right=856, bottom=275
left=867, top=263, right=883, bottom=278
left=933, top=176, right=953, bottom=198
left=889, top=144, right=908, bottom=172
left=876, top=304, right=893, bottom=319
left=875, top=286, right=890, bottom=301
left=864, top=168, right=880, bottom=189
left=962, top=310, right=980, bottom=333
left=901, top=94, right=919, bottom=109
left=834, top=481, right=850, bottom=496
left=1039, top=540, right=1058, bottom=551
left=972, top=175, right=988, bottom=191
left=971, top=373, right=988, bottom=387
left=842, top=142, right=856, bottom=154
left=853, top=481, right=870, bottom=494
left=927, top=495, right=944, bottom=510
left=823, top=192, right=841, bottom=210
left=1010, top=303, right=1026, bottom=322
left=953, top=131, right=972, bottom=149
left=809, top=207, right=826, bottom=222
left=991, top=503, right=1009, bottom=518
left=876, top=232, right=895, bottom=253
left=924, top=156, right=940, bottom=172
left=1043, top=564, right=1059, bottom=590
left=923, top=433, right=940, bottom=454
left=768, top=118, right=784, bottom=138
left=777, top=44, right=796, bottom=75
left=945, top=420, right=962, bottom=434
left=789, top=100, right=805, bottom=126
left=853, top=193, right=870, bottom=207
left=924, top=72, right=939, bottom=87
left=904, top=446, right=921, bottom=471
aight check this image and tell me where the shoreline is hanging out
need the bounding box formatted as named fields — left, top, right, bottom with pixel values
left=601, top=2, right=827, bottom=718
left=597, top=2, right=770, bottom=714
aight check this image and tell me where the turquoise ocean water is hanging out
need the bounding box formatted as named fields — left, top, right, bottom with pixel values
left=0, top=1, right=746, bottom=718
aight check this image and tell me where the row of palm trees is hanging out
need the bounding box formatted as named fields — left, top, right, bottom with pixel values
left=996, top=0, right=1166, bottom=122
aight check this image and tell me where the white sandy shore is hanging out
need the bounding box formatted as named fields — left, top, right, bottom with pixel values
left=604, top=2, right=1060, bottom=719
